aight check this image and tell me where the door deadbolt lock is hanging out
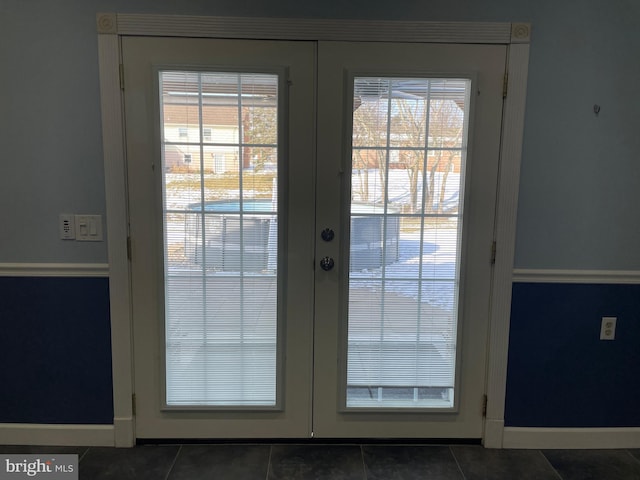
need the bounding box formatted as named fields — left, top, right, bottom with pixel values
left=321, top=228, right=335, bottom=242
left=319, top=256, right=335, bottom=271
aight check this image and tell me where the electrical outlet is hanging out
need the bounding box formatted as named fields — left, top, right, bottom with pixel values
left=59, top=214, right=75, bottom=240
left=600, top=316, right=617, bottom=340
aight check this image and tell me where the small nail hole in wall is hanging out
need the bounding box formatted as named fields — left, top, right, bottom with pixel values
left=594, top=104, right=601, bottom=116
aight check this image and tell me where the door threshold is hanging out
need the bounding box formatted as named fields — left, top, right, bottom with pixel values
left=137, top=437, right=482, bottom=446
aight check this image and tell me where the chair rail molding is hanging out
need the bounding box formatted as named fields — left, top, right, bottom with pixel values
left=513, top=268, right=640, bottom=284
left=0, top=263, right=109, bottom=277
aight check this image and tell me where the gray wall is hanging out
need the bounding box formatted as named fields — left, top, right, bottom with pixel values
left=1, top=0, right=639, bottom=268
left=2, top=0, right=639, bottom=430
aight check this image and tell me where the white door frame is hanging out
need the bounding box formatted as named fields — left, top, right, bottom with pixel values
left=97, top=13, right=530, bottom=447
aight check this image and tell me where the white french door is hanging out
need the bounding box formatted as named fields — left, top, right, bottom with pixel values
left=122, top=36, right=506, bottom=439
left=123, top=38, right=316, bottom=438
left=313, top=42, right=505, bottom=438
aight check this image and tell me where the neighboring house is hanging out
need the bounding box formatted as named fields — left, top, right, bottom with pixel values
left=162, top=102, right=240, bottom=173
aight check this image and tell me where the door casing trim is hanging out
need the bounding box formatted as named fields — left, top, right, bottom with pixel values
left=97, top=13, right=530, bottom=447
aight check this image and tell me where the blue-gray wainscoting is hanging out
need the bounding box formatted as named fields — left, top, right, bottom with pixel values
left=3, top=274, right=639, bottom=429
left=506, top=282, right=640, bottom=427
left=0, top=276, right=113, bottom=424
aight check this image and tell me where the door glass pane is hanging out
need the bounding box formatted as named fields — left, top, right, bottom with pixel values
left=160, top=71, right=279, bottom=407
left=347, top=77, right=470, bottom=408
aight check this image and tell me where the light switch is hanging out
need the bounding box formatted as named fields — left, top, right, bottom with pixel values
left=75, top=215, right=103, bottom=241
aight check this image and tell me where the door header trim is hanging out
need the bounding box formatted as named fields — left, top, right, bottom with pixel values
left=98, top=13, right=530, bottom=45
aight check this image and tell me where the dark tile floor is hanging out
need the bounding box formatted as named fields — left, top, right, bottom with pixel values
left=2, top=444, right=640, bottom=479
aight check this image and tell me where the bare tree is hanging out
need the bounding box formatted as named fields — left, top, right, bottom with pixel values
left=352, top=100, right=388, bottom=203
left=242, top=103, right=277, bottom=171
left=353, top=95, right=463, bottom=214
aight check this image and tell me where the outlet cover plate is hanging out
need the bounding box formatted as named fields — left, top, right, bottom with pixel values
left=600, top=316, right=617, bottom=340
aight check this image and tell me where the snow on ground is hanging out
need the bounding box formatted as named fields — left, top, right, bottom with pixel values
left=164, top=169, right=462, bottom=311
left=350, top=228, right=459, bottom=311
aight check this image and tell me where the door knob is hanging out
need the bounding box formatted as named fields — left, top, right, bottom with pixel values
left=319, top=256, right=335, bottom=271
left=321, top=228, right=335, bottom=242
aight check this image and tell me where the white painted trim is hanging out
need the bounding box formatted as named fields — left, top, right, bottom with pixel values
left=111, top=13, right=514, bottom=44
left=113, top=416, right=135, bottom=447
left=513, top=269, right=640, bottom=284
left=98, top=30, right=136, bottom=448
left=98, top=13, right=530, bottom=447
left=510, top=23, right=532, bottom=43
left=503, top=427, right=640, bottom=449
left=0, top=263, right=108, bottom=277
left=97, top=12, right=117, bottom=34
left=483, top=418, right=505, bottom=448
left=0, top=424, right=114, bottom=446
left=484, top=43, right=530, bottom=449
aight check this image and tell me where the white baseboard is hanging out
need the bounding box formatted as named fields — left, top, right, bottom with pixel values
left=483, top=418, right=505, bottom=448
left=503, top=427, right=640, bottom=449
left=0, top=424, right=114, bottom=446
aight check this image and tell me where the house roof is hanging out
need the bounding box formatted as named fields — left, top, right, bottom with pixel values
left=163, top=104, right=238, bottom=127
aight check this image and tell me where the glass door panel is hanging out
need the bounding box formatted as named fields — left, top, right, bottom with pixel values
left=347, top=77, right=470, bottom=409
left=160, top=71, right=280, bottom=407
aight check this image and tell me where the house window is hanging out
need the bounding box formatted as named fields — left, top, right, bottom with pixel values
left=203, top=128, right=212, bottom=141
left=183, top=153, right=192, bottom=164
left=179, top=127, right=188, bottom=138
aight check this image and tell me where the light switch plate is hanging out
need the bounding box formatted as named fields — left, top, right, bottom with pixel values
left=75, top=214, right=103, bottom=241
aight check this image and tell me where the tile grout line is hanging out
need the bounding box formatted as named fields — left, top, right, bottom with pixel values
left=360, top=444, right=368, bottom=480
left=538, top=450, right=564, bottom=480
left=448, top=446, right=468, bottom=480
left=78, top=447, right=90, bottom=463
left=163, top=444, right=182, bottom=480
left=625, top=449, right=640, bottom=466
left=265, top=444, right=273, bottom=480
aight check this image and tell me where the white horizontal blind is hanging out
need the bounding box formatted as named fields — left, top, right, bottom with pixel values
left=347, top=77, right=470, bottom=408
left=159, top=70, right=279, bottom=406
